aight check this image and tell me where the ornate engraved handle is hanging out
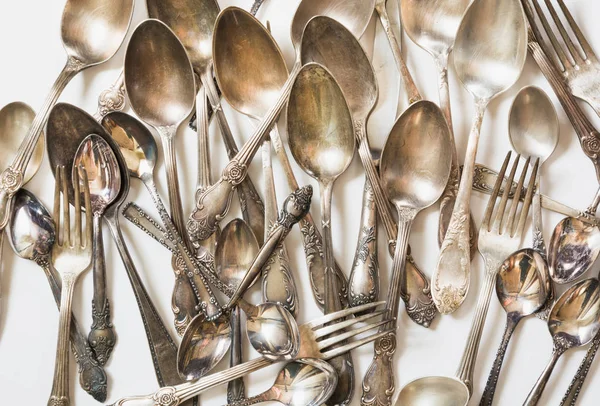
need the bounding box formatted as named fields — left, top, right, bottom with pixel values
left=94, top=72, right=126, bottom=120
left=560, top=332, right=600, bottom=406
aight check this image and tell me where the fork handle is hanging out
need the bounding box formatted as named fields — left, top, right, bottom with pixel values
left=48, top=274, right=78, bottom=406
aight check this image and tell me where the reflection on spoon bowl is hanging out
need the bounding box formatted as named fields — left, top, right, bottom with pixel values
left=395, top=376, right=469, bottom=406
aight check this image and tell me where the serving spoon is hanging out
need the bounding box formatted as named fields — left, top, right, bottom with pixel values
left=479, top=249, right=548, bottom=405
left=287, top=62, right=356, bottom=406
left=190, top=4, right=373, bottom=241
left=0, top=0, right=133, bottom=230
left=225, top=358, right=338, bottom=406
left=433, top=0, right=528, bottom=314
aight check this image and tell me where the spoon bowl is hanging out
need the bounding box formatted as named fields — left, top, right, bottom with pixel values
left=0, top=102, right=44, bottom=184
left=395, top=376, right=469, bottom=406
left=9, top=189, right=55, bottom=261
left=217, top=219, right=260, bottom=289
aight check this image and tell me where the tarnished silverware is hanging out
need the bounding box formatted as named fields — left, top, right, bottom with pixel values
left=433, top=0, right=528, bottom=314
left=109, top=302, right=391, bottom=406
left=94, top=72, right=126, bottom=121
left=0, top=0, right=133, bottom=231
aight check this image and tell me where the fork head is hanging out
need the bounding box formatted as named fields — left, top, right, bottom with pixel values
left=51, top=164, right=93, bottom=275
left=297, top=301, right=394, bottom=360
left=478, top=152, right=539, bottom=272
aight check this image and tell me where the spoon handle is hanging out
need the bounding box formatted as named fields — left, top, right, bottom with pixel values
left=89, top=214, right=116, bottom=365
left=479, top=316, right=520, bottom=406
left=560, top=331, right=600, bottom=406
left=40, top=262, right=108, bottom=402
left=227, top=306, right=246, bottom=403
left=0, top=58, right=81, bottom=230
left=524, top=347, right=565, bottom=406
left=94, top=71, right=126, bottom=121
left=433, top=102, right=487, bottom=314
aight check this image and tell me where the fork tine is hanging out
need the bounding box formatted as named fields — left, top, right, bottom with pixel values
left=53, top=165, right=62, bottom=246
left=60, top=166, right=71, bottom=247
left=482, top=152, right=511, bottom=230
left=515, top=159, right=539, bottom=238
left=305, top=301, right=385, bottom=328
left=318, top=319, right=390, bottom=350
left=557, top=0, right=596, bottom=59
left=73, top=167, right=82, bottom=246
left=532, top=0, right=571, bottom=71
left=323, top=328, right=395, bottom=360
left=81, top=168, right=93, bottom=249
left=492, top=155, right=520, bottom=234
left=313, top=310, right=386, bottom=339
left=506, top=157, right=530, bottom=235
left=544, top=0, right=585, bottom=64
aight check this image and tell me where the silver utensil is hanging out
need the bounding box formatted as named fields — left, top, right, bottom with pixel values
left=479, top=249, right=548, bottom=405
left=400, top=0, right=473, bottom=251
left=109, top=301, right=391, bottom=406
left=524, top=278, right=600, bottom=405
left=190, top=4, right=373, bottom=240
left=396, top=153, right=537, bottom=406
left=287, top=62, right=356, bottom=406
left=47, top=164, right=93, bottom=406
left=433, top=0, right=528, bottom=314
left=8, top=189, right=107, bottom=402
left=94, top=72, right=126, bottom=121
left=147, top=0, right=266, bottom=244
left=74, top=134, right=120, bottom=365
left=0, top=0, right=133, bottom=231
left=226, top=358, right=338, bottom=406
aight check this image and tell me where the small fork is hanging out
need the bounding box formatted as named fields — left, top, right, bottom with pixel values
left=455, top=152, right=538, bottom=393
left=110, top=301, right=393, bottom=406
left=48, top=165, right=93, bottom=406
left=525, top=0, right=600, bottom=117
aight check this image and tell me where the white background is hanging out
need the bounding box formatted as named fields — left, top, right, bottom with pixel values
left=1, top=0, right=600, bottom=405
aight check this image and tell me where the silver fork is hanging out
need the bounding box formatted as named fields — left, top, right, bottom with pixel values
left=527, top=0, right=600, bottom=117
left=109, top=301, right=393, bottom=406
left=48, top=165, right=93, bottom=406
left=455, top=152, right=537, bottom=393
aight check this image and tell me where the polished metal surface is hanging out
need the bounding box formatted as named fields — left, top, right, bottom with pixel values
left=523, top=278, right=600, bottom=405
left=110, top=302, right=391, bottom=406
left=226, top=358, right=338, bottom=406
left=47, top=165, right=93, bottom=406
left=74, top=134, right=120, bottom=365
left=287, top=62, right=356, bottom=406
left=479, top=249, right=548, bottom=405
left=0, top=0, right=133, bottom=232
left=433, top=0, right=528, bottom=314
left=8, top=189, right=107, bottom=402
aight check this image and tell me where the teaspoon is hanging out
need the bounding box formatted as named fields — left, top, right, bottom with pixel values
left=287, top=62, right=356, bottom=406
left=433, top=0, right=528, bottom=314
left=226, top=358, right=338, bottom=406
left=479, top=249, right=548, bottom=405
left=0, top=0, right=133, bottom=230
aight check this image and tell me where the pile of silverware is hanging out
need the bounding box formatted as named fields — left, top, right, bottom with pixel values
left=2, top=0, right=600, bottom=405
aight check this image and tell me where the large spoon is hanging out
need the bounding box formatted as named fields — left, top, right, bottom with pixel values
left=432, top=0, right=528, bottom=314
left=8, top=189, right=107, bottom=401
left=0, top=0, right=133, bottom=230
left=146, top=0, right=265, bottom=244
left=225, top=358, right=338, bottom=406
left=125, top=19, right=219, bottom=325
left=524, top=278, right=600, bottom=405
left=479, top=249, right=548, bottom=405
left=509, top=86, right=559, bottom=318
left=287, top=62, right=356, bottom=406
left=217, top=219, right=260, bottom=402
left=300, top=15, right=438, bottom=327
left=400, top=0, right=472, bottom=250
left=190, top=4, right=373, bottom=241
left=74, top=134, right=120, bottom=365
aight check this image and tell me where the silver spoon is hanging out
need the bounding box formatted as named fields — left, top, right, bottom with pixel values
left=0, top=0, right=133, bottom=230
left=433, top=0, right=528, bottom=314
left=217, top=219, right=260, bottom=402
left=147, top=0, right=266, bottom=244
left=74, top=134, right=121, bottom=365
left=225, top=358, right=338, bottom=406
left=509, top=86, right=559, bottom=318
left=287, top=62, right=356, bottom=406
left=479, top=249, right=548, bottom=405
left=400, top=0, right=472, bottom=252
left=8, top=189, right=107, bottom=402
left=124, top=18, right=219, bottom=325
left=524, top=277, right=600, bottom=405
left=190, top=4, right=373, bottom=241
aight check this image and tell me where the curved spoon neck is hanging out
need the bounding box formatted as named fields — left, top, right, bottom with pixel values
left=586, top=185, right=600, bottom=215
left=523, top=349, right=562, bottom=406
left=387, top=217, right=414, bottom=320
